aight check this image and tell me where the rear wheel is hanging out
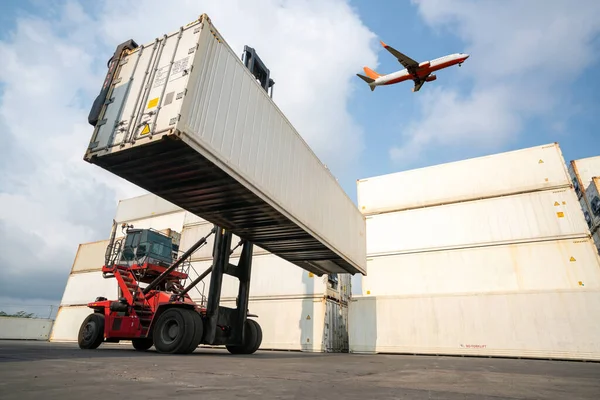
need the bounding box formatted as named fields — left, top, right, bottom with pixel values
left=152, top=308, right=195, bottom=354
left=78, top=313, right=105, bottom=350
left=132, top=338, right=153, bottom=351
left=226, top=319, right=262, bottom=355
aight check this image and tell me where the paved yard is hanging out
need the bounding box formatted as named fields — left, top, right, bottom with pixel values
left=0, top=341, right=598, bottom=399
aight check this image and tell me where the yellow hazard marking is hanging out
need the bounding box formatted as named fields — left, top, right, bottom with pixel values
left=147, top=97, right=159, bottom=108
left=140, top=124, right=150, bottom=135
left=579, top=281, right=584, bottom=286
left=308, top=272, right=314, bottom=278
left=554, top=201, right=560, bottom=206
left=562, top=201, right=566, bottom=205
left=366, top=290, right=371, bottom=295
left=556, top=212, right=564, bottom=218
left=570, top=256, right=576, bottom=262
left=306, top=315, right=311, bottom=320
left=539, top=159, right=544, bottom=164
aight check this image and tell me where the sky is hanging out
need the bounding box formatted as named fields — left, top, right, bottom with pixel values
left=1, top=0, right=600, bottom=316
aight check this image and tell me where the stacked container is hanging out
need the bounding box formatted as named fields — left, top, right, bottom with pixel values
left=51, top=193, right=351, bottom=352
left=569, top=156, right=600, bottom=253
left=349, top=143, right=600, bottom=360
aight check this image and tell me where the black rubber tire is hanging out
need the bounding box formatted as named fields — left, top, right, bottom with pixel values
left=226, top=319, right=262, bottom=355
left=152, top=308, right=195, bottom=354
left=131, top=338, right=153, bottom=351
left=78, top=313, right=105, bottom=350
left=246, top=319, right=262, bottom=354
left=179, top=310, right=204, bottom=354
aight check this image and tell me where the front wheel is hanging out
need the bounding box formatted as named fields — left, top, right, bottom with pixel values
left=78, top=313, right=105, bottom=350
left=132, top=338, right=153, bottom=351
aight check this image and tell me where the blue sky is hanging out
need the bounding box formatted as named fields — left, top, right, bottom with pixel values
left=348, top=0, right=600, bottom=181
left=1, top=0, right=600, bottom=311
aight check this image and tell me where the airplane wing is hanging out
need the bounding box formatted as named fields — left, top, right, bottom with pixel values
left=380, top=41, right=419, bottom=71
left=412, top=79, right=425, bottom=92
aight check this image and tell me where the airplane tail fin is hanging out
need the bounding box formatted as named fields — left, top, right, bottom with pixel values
left=356, top=73, right=376, bottom=91
left=363, top=66, right=381, bottom=79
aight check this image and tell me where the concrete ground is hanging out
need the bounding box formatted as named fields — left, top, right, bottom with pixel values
left=0, top=341, right=598, bottom=400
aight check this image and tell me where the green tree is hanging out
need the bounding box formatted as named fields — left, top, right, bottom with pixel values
left=0, top=310, right=35, bottom=318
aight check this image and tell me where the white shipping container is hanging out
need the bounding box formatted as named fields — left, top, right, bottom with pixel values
left=585, top=177, right=600, bottom=229
left=115, top=193, right=181, bottom=223
left=216, top=297, right=348, bottom=352
left=60, top=271, right=119, bottom=306
left=83, top=14, right=365, bottom=276
left=71, top=239, right=111, bottom=273
left=357, top=143, right=569, bottom=215
left=180, top=222, right=269, bottom=261
left=114, top=211, right=186, bottom=239
left=569, top=155, right=600, bottom=198
left=361, top=238, right=600, bottom=296
left=50, top=306, right=97, bottom=342
left=183, top=211, right=207, bottom=226
left=367, top=188, right=589, bottom=256
left=348, top=290, right=600, bottom=360
left=0, top=317, right=54, bottom=340
left=185, top=254, right=344, bottom=301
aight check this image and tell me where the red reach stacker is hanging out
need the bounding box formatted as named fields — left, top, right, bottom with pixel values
left=77, top=221, right=262, bottom=354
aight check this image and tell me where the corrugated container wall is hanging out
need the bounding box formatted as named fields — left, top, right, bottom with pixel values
left=83, top=14, right=365, bottom=276
left=366, top=188, right=589, bottom=256
left=357, top=143, right=569, bottom=215
left=361, top=238, right=600, bottom=296
left=348, top=290, right=600, bottom=360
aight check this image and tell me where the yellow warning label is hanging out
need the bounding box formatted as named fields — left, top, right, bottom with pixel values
left=306, top=315, right=311, bottom=320
left=538, top=159, right=544, bottom=164
left=366, top=290, right=371, bottom=295
left=562, top=201, right=566, bottom=205
left=140, top=124, right=150, bottom=135
left=579, top=281, right=584, bottom=286
left=570, top=257, right=576, bottom=262
left=308, top=272, right=314, bottom=278
left=556, top=212, right=564, bottom=218
left=554, top=201, right=560, bottom=206
left=147, top=97, right=159, bottom=108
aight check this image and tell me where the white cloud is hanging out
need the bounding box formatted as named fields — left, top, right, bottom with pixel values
left=390, top=0, right=600, bottom=165
left=0, top=0, right=377, bottom=303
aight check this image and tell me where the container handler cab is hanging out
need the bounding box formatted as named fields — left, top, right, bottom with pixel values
left=78, top=221, right=262, bottom=354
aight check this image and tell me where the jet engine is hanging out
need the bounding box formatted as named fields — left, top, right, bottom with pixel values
left=425, top=74, right=437, bottom=82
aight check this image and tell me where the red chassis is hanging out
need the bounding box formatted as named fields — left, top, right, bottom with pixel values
left=77, top=226, right=262, bottom=355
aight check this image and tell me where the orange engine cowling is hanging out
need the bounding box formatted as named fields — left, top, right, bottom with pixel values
left=425, top=74, right=437, bottom=82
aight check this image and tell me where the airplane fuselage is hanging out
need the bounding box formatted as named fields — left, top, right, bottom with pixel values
left=375, top=53, right=469, bottom=87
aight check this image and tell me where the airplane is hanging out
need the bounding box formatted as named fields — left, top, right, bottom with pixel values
left=357, top=41, right=470, bottom=92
